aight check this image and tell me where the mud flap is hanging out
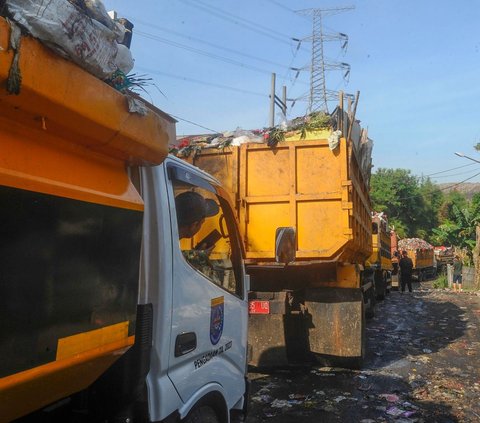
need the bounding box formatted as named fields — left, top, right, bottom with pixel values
left=304, top=288, right=365, bottom=369
left=248, top=314, right=288, bottom=368
left=248, top=293, right=309, bottom=368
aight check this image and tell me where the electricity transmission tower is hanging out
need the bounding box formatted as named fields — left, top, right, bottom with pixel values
left=296, top=6, right=354, bottom=114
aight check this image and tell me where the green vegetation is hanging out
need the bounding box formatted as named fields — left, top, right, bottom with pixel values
left=432, top=274, right=448, bottom=289
left=370, top=168, right=441, bottom=240
left=370, top=168, right=480, bottom=266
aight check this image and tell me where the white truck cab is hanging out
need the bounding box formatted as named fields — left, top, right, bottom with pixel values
left=0, top=9, right=248, bottom=419
left=7, top=156, right=249, bottom=423
left=139, top=156, right=249, bottom=422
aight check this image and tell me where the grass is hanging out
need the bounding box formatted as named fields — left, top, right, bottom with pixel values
left=432, top=274, right=448, bottom=289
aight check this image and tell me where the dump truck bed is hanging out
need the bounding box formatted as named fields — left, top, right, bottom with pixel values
left=408, top=250, right=435, bottom=269
left=398, top=239, right=434, bottom=270
left=186, top=134, right=371, bottom=264
left=0, top=16, right=174, bottom=421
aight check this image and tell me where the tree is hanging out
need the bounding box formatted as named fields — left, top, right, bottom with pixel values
left=438, top=190, right=468, bottom=223
left=432, top=197, right=480, bottom=262
left=370, top=168, right=442, bottom=240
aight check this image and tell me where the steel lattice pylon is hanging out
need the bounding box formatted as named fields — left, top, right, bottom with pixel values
left=297, top=6, right=354, bottom=114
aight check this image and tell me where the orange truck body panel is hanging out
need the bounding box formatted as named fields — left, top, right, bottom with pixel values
left=406, top=249, right=435, bottom=270
left=0, top=17, right=174, bottom=421
left=186, top=135, right=372, bottom=264
left=368, top=215, right=392, bottom=271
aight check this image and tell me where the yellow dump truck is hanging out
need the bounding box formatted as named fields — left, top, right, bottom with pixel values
left=181, top=108, right=375, bottom=368
left=398, top=238, right=436, bottom=281
left=365, top=213, right=392, bottom=299
left=0, top=9, right=250, bottom=422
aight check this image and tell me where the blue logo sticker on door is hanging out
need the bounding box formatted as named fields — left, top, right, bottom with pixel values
left=210, top=296, right=224, bottom=345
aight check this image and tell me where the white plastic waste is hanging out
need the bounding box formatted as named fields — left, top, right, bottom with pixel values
left=6, top=0, right=134, bottom=78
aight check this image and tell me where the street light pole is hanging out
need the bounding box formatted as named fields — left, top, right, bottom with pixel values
left=454, top=152, right=480, bottom=164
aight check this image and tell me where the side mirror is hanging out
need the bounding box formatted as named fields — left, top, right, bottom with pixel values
left=275, top=227, right=296, bottom=264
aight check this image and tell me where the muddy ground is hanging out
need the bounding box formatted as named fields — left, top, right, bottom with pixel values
left=246, top=282, right=480, bottom=422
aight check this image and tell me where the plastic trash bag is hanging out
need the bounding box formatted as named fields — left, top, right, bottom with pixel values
left=6, top=0, right=134, bottom=78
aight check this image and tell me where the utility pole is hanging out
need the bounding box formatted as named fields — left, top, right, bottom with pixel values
left=296, top=6, right=354, bottom=114
left=269, top=73, right=288, bottom=127
left=269, top=73, right=276, bottom=127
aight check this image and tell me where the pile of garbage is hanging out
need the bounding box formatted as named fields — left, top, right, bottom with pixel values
left=3, top=0, right=134, bottom=83
left=172, top=109, right=374, bottom=184
left=398, top=238, right=434, bottom=251
left=172, top=112, right=332, bottom=154
left=434, top=246, right=454, bottom=257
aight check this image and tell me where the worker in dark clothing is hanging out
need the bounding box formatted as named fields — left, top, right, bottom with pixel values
left=399, top=250, right=414, bottom=293
left=452, top=255, right=463, bottom=292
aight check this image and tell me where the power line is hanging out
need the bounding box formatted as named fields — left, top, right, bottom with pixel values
left=132, top=22, right=293, bottom=71
left=263, top=0, right=312, bottom=23
left=136, top=66, right=269, bottom=98
left=430, top=168, right=480, bottom=179
left=179, top=0, right=307, bottom=50
left=135, top=30, right=310, bottom=90
left=170, top=114, right=220, bottom=134
left=395, top=170, right=480, bottom=202
left=135, top=30, right=274, bottom=75
left=263, top=0, right=295, bottom=13
left=423, top=162, right=477, bottom=177
left=181, top=0, right=291, bottom=41
left=437, top=171, right=480, bottom=191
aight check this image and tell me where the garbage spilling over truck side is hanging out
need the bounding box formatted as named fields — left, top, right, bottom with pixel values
left=171, top=107, right=374, bottom=188
left=4, top=0, right=136, bottom=89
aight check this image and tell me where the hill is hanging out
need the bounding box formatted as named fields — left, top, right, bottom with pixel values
left=437, top=182, right=480, bottom=199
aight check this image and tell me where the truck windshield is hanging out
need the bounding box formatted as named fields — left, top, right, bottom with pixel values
left=172, top=178, right=243, bottom=298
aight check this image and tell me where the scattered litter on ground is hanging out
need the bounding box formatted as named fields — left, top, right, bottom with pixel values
left=247, top=283, right=480, bottom=422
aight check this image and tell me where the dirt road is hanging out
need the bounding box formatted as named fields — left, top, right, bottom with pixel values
left=247, top=283, right=480, bottom=422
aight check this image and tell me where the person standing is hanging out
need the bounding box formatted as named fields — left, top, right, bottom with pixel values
left=452, top=255, right=463, bottom=292
left=399, top=250, right=414, bottom=293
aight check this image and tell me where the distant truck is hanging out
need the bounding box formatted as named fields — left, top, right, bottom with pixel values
left=390, top=229, right=401, bottom=289
left=179, top=102, right=376, bottom=368
left=397, top=238, right=436, bottom=281
left=0, top=11, right=249, bottom=423
left=365, top=213, right=392, bottom=300
left=434, top=246, right=455, bottom=274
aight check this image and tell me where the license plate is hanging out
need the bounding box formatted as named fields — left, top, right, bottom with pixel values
left=249, top=300, right=270, bottom=314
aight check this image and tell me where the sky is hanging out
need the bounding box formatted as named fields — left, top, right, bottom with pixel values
left=103, top=0, right=480, bottom=183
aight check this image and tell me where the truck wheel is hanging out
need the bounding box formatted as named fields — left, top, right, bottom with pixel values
left=376, top=275, right=386, bottom=301
left=375, top=271, right=385, bottom=301
left=365, top=287, right=375, bottom=319
left=365, top=303, right=375, bottom=319
left=386, top=272, right=391, bottom=295
left=184, top=406, right=219, bottom=423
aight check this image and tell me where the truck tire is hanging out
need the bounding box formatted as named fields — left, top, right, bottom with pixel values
left=184, top=406, right=219, bottom=423
left=365, top=286, right=375, bottom=319
left=376, top=272, right=386, bottom=301
left=385, top=271, right=391, bottom=295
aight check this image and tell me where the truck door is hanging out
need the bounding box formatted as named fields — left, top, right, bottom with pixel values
left=166, top=161, right=248, bottom=408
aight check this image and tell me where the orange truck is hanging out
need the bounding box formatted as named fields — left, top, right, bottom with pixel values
left=180, top=105, right=375, bottom=368
left=0, top=10, right=250, bottom=423
left=390, top=229, right=401, bottom=289
left=397, top=238, right=436, bottom=281
left=398, top=238, right=436, bottom=282
left=365, top=213, right=392, bottom=300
